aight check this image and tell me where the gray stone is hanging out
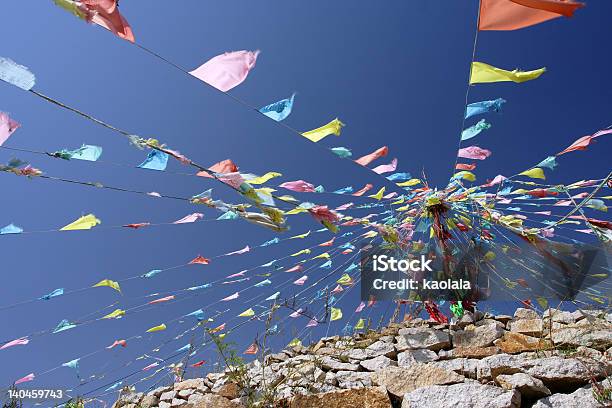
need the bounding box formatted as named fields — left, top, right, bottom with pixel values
left=397, top=349, right=438, bottom=367
left=160, top=390, right=177, bottom=401
left=551, top=323, right=612, bottom=351
left=335, top=370, right=373, bottom=388
left=401, top=383, right=520, bottom=408
left=171, top=398, right=187, bottom=406
left=371, top=364, right=464, bottom=398
left=496, top=373, right=551, bottom=398
left=359, top=355, right=396, bottom=371
left=320, top=356, right=360, bottom=371
left=514, top=308, right=539, bottom=320
left=453, top=321, right=505, bottom=348
left=139, top=395, right=159, bottom=408
left=527, top=357, right=607, bottom=388
left=174, top=378, right=204, bottom=391
left=432, top=358, right=480, bottom=379
left=184, top=393, right=243, bottom=408
left=532, top=384, right=602, bottom=408
left=509, top=319, right=544, bottom=336
left=396, top=327, right=450, bottom=351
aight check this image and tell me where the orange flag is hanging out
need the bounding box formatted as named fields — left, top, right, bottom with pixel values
left=479, top=0, right=584, bottom=31
left=197, top=159, right=238, bottom=178
left=354, top=146, right=388, bottom=166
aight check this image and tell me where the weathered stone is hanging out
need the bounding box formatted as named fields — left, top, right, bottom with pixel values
left=360, top=355, right=396, bottom=371
left=527, top=357, right=607, bottom=389
left=477, top=354, right=529, bottom=380
left=184, top=393, right=243, bottom=408
left=496, top=373, right=551, bottom=398
left=149, top=386, right=172, bottom=398
left=335, top=370, right=373, bottom=388
left=320, top=356, right=360, bottom=371
left=215, top=382, right=240, bottom=400
left=401, top=383, right=520, bottom=408
left=397, top=349, right=438, bottom=367
left=160, top=390, right=177, bottom=401
left=288, top=386, right=391, bottom=408
left=495, top=315, right=513, bottom=324
left=365, top=340, right=396, bottom=358
left=514, top=308, right=539, bottom=320
left=186, top=393, right=207, bottom=405
left=177, top=389, right=194, bottom=398
left=113, top=392, right=143, bottom=408
left=159, top=402, right=171, bottom=408
left=509, top=319, right=544, bottom=336
left=171, top=397, right=188, bottom=406
left=433, top=358, right=480, bottom=379
left=396, top=327, right=450, bottom=351
left=551, top=323, right=612, bottom=351
left=451, top=346, right=500, bottom=358
left=371, top=364, right=464, bottom=398
left=139, top=395, right=159, bottom=408
left=532, top=383, right=603, bottom=408
left=454, top=322, right=505, bottom=348
left=543, top=308, right=581, bottom=324
left=495, top=332, right=551, bottom=354
left=174, top=378, right=205, bottom=391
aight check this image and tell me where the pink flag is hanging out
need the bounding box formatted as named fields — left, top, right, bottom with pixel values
left=197, top=159, right=239, bottom=178
left=143, top=362, right=159, bottom=371
left=293, top=275, right=308, bottom=285
left=383, top=192, right=398, bottom=199
left=353, top=184, right=373, bottom=196
left=83, top=0, right=135, bottom=42
left=331, top=285, right=344, bottom=294
left=456, top=163, right=476, bottom=171
left=372, top=158, right=398, bottom=174
left=226, top=270, right=247, bottom=278
left=355, top=302, right=366, bottom=313
left=355, top=146, right=388, bottom=166
left=173, top=213, right=204, bottom=224
left=190, top=50, right=260, bottom=92
left=244, top=342, right=259, bottom=355
left=557, top=129, right=612, bottom=155
left=482, top=174, right=506, bottom=187
left=0, top=337, right=29, bottom=350
left=309, top=206, right=339, bottom=223
left=0, top=112, right=20, bottom=146
left=290, top=309, right=304, bottom=318
left=335, top=202, right=354, bottom=211
left=279, top=180, right=316, bottom=192
left=221, top=292, right=239, bottom=301
left=458, top=146, right=492, bottom=160
left=107, top=339, right=127, bottom=349
left=217, top=172, right=246, bottom=189
left=148, top=295, right=175, bottom=305
left=285, top=265, right=303, bottom=273
left=14, top=373, right=35, bottom=385
left=224, top=245, right=250, bottom=256
left=306, top=318, right=318, bottom=327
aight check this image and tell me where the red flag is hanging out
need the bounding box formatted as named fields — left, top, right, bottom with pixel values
left=479, top=0, right=584, bottom=31
left=191, top=360, right=206, bottom=367
left=189, top=255, right=211, bottom=265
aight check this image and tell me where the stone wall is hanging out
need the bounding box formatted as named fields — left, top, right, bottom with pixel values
left=113, top=308, right=611, bottom=408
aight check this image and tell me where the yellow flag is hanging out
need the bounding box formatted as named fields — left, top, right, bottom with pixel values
left=519, top=168, right=546, bottom=180
left=103, top=309, right=126, bottom=319
left=330, top=307, right=343, bottom=321
left=238, top=308, right=255, bottom=317
left=93, top=279, right=121, bottom=294
left=470, top=62, right=546, bottom=84
left=146, top=323, right=166, bottom=333
left=362, top=230, right=378, bottom=239
left=368, top=187, right=385, bottom=200
left=536, top=297, right=548, bottom=310
left=290, top=230, right=311, bottom=239
left=285, top=207, right=309, bottom=215
left=391, top=197, right=405, bottom=205
left=453, top=171, right=476, bottom=182
left=247, top=172, right=282, bottom=185
left=354, top=318, right=365, bottom=330
left=312, top=252, right=330, bottom=260
left=336, top=273, right=353, bottom=286
left=397, top=179, right=421, bottom=187
left=60, top=214, right=101, bottom=231
left=277, top=195, right=298, bottom=202
left=291, top=249, right=311, bottom=257
left=287, top=338, right=302, bottom=347
left=302, top=118, right=345, bottom=142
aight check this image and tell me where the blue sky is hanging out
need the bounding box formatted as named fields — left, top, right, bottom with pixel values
left=0, top=0, right=610, bottom=403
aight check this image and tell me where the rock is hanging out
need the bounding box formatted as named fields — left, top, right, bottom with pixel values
left=186, top=394, right=207, bottom=405
left=477, top=354, right=528, bottom=380
left=171, top=398, right=188, bottom=406
left=365, top=340, right=396, bottom=358
left=320, top=356, right=360, bottom=371
left=551, top=323, right=612, bottom=351
left=514, top=308, right=539, bottom=320
left=113, top=392, right=143, bottom=408
left=397, top=349, right=438, bottom=367
left=543, top=308, right=581, bottom=324
left=160, top=390, right=177, bottom=401
left=401, top=383, right=520, bottom=408
left=150, top=386, right=172, bottom=398
left=174, top=378, right=205, bottom=391
left=432, top=358, right=480, bottom=379
left=532, top=383, right=603, bottom=408
left=451, top=346, right=500, bottom=358
left=139, top=395, right=159, bottom=408
left=496, top=373, right=551, bottom=398
left=495, top=332, right=551, bottom=354
left=215, top=382, right=240, bottom=400
left=185, top=393, right=243, bottom=408
left=371, top=364, right=464, bottom=398
left=509, top=319, right=544, bottom=336
left=159, top=402, right=171, bottom=408
left=495, top=315, right=513, bottom=324
left=454, top=322, right=505, bottom=348
left=360, top=355, right=396, bottom=371
left=288, top=386, right=391, bottom=408
left=396, top=327, right=451, bottom=351
left=177, top=389, right=194, bottom=398
left=335, top=370, right=373, bottom=388
left=527, top=357, right=607, bottom=389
